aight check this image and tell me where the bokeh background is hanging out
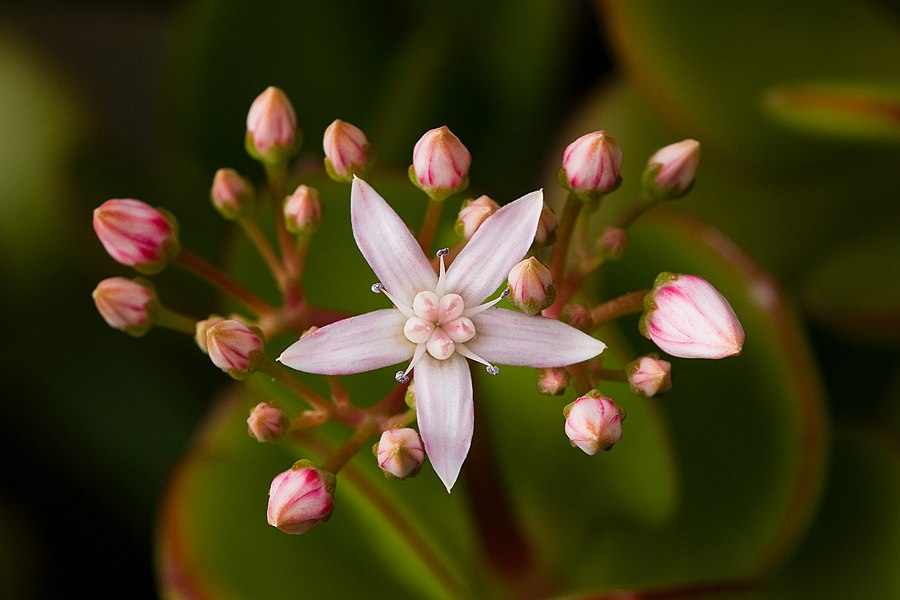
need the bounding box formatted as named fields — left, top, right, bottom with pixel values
left=2, top=1, right=899, bottom=598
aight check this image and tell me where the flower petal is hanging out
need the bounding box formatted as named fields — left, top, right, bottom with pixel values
left=351, top=177, right=437, bottom=306
left=468, top=308, right=606, bottom=367
left=278, top=309, right=413, bottom=374
left=444, top=190, right=543, bottom=305
left=414, top=354, right=473, bottom=492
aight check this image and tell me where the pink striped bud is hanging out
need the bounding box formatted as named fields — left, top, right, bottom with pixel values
left=507, top=257, right=555, bottom=316
left=210, top=168, right=254, bottom=220
left=626, top=354, right=673, bottom=397
left=206, top=319, right=265, bottom=379
left=410, top=126, right=471, bottom=199
left=533, top=203, right=558, bottom=246
left=560, top=130, right=622, bottom=197
left=537, top=367, right=570, bottom=395
left=373, top=428, right=425, bottom=479
left=267, top=461, right=335, bottom=535
left=247, top=402, right=289, bottom=442
left=640, top=273, right=744, bottom=359
left=323, top=119, right=372, bottom=182
left=93, top=199, right=179, bottom=274
left=643, top=139, right=700, bottom=200
left=564, top=392, right=624, bottom=455
left=455, top=195, right=499, bottom=240
left=92, top=277, right=158, bottom=337
left=283, top=185, right=321, bottom=235
left=245, top=86, right=300, bottom=165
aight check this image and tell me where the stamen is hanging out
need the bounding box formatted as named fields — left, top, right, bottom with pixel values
left=371, top=282, right=414, bottom=318
left=486, top=365, right=500, bottom=375
left=455, top=342, right=499, bottom=376
left=435, top=248, right=449, bottom=296
left=395, top=344, right=427, bottom=383
left=463, top=286, right=511, bottom=318
left=371, top=282, right=384, bottom=293
left=395, top=371, right=409, bottom=384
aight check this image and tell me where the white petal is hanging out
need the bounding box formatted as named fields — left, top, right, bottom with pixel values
left=278, top=309, right=413, bottom=374
left=468, top=308, right=606, bottom=367
left=414, top=354, right=473, bottom=492
left=444, top=190, right=543, bottom=305
left=351, top=177, right=437, bottom=306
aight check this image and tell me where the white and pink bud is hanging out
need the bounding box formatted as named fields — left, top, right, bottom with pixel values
left=533, top=203, right=558, bottom=246
left=283, top=184, right=322, bottom=235
left=643, top=139, right=700, bottom=200
left=455, top=195, right=500, bottom=240
left=210, top=168, right=254, bottom=220
left=93, top=199, right=180, bottom=275
left=507, top=257, right=555, bottom=316
left=564, top=391, right=624, bottom=455
left=92, top=277, right=158, bottom=337
left=248, top=402, right=289, bottom=442
left=206, top=319, right=265, bottom=379
left=537, top=367, right=570, bottom=396
left=245, top=86, right=300, bottom=165
left=560, top=130, right=623, bottom=197
left=598, top=226, right=628, bottom=261
left=410, top=126, right=471, bottom=199
left=267, top=461, right=335, bottom=535
left=640, top=273, right=744, bottom=359
left=323, top=119, right=372, bottom=182
left=626, top=354, right=673, bottom=397
left=373, top=428, right=425, bottom=479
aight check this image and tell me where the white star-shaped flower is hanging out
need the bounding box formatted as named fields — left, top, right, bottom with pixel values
left=279, top=178, right=606, bottom=491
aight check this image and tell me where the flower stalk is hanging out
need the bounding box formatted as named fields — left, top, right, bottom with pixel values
left=175, top=249, right=275, bottom=316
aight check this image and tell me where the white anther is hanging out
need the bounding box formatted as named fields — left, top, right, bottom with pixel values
left=395, top=371, right=410, bottom=384
left=436, top=248, right=450, bottom=257
left=486, top=365, right=500, bottom=375
left=371, top=282, right=384, bottom=293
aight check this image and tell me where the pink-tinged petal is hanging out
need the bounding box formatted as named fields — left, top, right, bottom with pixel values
left=351, top=178, right=437, bottom=306
left=278, top=309, right=413, bottom=375
left=414, top=354, right=472, bottom=492
left=468, top=308, right=606, bottom=367
left=444, top=190, right=543, bottom=305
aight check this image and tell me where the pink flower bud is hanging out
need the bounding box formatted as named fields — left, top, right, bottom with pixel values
left=283, top=185, right=322, bottom=235
left=507, top=257, right=555, bottom=316
left=626, top=355, right=672, bottom=397
left=93, top=199, right=180, bottom=274
left=92, top=277, right=158, bottom=336
left=561, top=130, right=623, bottom=196
left=323, top=119, right=372, bottom=181
left=564, top=392, right=624, bottom=455
left=206, top=319, right=265, bottom=379
left=537, top=367, right=570, bottom=395
left=455, top=195, right=499, bottom=240
left=643, top=139, right=700, bottom=200
left=210, top=168, right=254, bottom=220
left=247, top=402, right=289, bottom=442
left=533, top=203, right=558, bottom=246
left=267, top=461, right=335, bottom=535
left=373, top=428, right=425, bottom=479
left=598, top=226, right=628, bottom=261
left=195, top=314, right=225, bottom=354
left=562, top=304, right=593, bottom=331
left=640, top=273, right=744, bottom=359
left=245, top=86, right=299, bottom=164
left=410, top=126, right=471, bottom=198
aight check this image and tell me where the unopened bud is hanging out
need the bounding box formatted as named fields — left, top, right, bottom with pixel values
left=92, top=277, right=158, bottom=337
left=267, top=460, right=335, bottom=535
left=93, top=199, right=180, bottom=275
left=626, top=354, right=672, bottom=397
left=323, top=119, right=372, bottom=182
left=537, top=367, right=570, bottom=395
left=533, top=203, right=558, bottom=246
left=598, top=226, right=628, bottom=261
left=245, top=86, right=300, bottom=165
left=559, top=130, right=622, bottom=198
left=562, top=304, right=593, bottom=332
left=248, top=402, right=289, bottom=442
left=564, top=391, right=624, bottom=455
left=643, top=139, right=700, bottom=200
left=210, top=168, right=254, bottom=220
left=640, top=273, right=744, bottom=359
left=410, top=126, right=471, bottom=199
left=507, top=257, right=555, bottom=316
left=373, top=428, right=425, bottom=479
left=206, top=319, right=265, bottom=379
left=455, top=195, right=499, bottom=240
left=283, top=185, right=322, bottom=235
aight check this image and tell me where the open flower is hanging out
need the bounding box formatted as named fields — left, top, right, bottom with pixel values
left=279, top=178, right=606, bottom=491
